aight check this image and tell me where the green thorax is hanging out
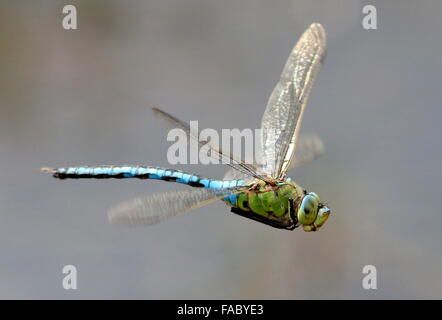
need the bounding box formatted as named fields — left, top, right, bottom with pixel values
left=225, top=182, right=304, bottom=229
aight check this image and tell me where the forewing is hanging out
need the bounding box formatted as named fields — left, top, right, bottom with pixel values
left=108, top=187, right=242, bottom=226
left=260, top=23, right=326, bottom=178
left=152, top=107, right=265, bottom=181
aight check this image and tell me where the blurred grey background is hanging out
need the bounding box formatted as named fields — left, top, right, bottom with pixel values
left=0, top=0, right=441, bottom=299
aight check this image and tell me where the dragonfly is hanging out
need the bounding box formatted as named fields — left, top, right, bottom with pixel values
left=42, top=23, right=330, bottom=232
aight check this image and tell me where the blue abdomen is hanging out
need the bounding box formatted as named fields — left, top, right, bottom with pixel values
left=48, top=165, right=246, bottom=206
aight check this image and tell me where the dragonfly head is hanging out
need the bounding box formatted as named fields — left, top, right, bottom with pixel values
left=296, top=192, right=331, bottom=232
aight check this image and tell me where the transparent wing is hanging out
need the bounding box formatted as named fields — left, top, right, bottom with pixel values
left=260, top=23, right=326, bottom=179
left=152, top=107, right=268, bottom=182
left=108, top=187, right=244, bottom=226
left=288, top=134, right=324, bottom=169
left=223, top=165, right=259, bottom=181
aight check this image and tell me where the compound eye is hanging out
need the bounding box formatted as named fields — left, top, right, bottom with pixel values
left=308, top=192, right=320, bottom=202
left=298, top=195, right=319, bottom=225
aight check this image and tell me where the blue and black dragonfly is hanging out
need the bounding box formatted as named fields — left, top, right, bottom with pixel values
left=42, top=23, right=330, bottom=231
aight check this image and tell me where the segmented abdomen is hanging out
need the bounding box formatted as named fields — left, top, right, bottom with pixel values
left=45, top=166, right=246, bottom=206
